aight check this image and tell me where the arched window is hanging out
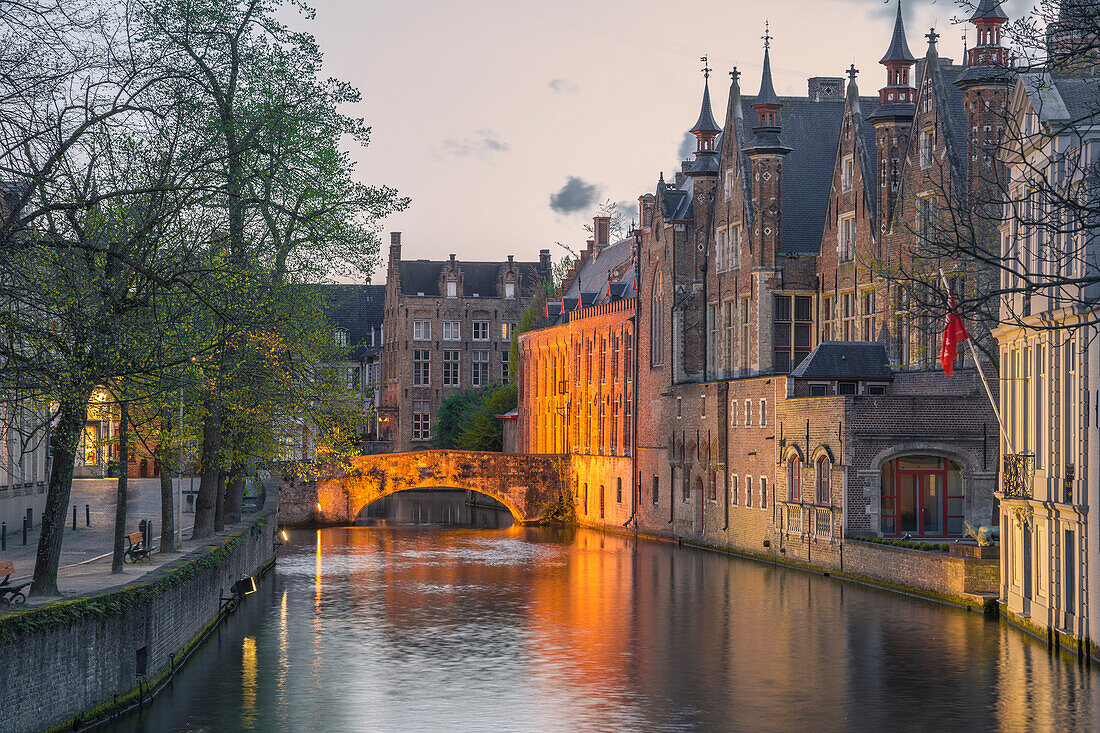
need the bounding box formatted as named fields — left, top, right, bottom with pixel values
left=816, top=456, right=831, bottom=505
left=787, top=456, right=801, bottom=502
left=651, top=272, right=664, bottom=365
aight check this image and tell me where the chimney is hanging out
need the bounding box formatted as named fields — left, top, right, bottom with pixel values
left=638, top=193, right=655, bottom=228
left=539, top=248, right=551, bottom=273
left=389, top=231, right=401, bottom=260
left=586, top=238, right=595, bottom=254
left=594, top=216, right=611, bottom=247
left=449, top=253, right=456, bottom=267
left=675, top=170, right=685, bottom=187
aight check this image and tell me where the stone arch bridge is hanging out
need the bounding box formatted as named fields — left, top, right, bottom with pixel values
left=278, top=450, right=570, bottom=524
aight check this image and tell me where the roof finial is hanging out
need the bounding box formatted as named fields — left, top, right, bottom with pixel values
left=700, top=54, right=711, bottom=80
left=926, top=27, right=940, bottom=53
left=730, top=67, right=740, bottom=83
left=847, top=63, right=859, bottom=83
left=762, top=19, right=772, bottom=50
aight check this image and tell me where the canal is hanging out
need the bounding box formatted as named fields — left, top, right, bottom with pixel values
left=104, top=490, right=1099, bottom=732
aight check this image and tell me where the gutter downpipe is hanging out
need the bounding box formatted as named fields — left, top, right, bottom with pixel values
left=625, top=230, right=642, bottom=531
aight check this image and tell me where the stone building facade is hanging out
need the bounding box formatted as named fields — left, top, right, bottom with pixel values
left=381, top=232, right=551, bottom=451
left=516, top=1, right=1005, bottom=597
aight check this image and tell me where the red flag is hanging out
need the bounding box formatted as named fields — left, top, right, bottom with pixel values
left=940, top=292, right=969, bottom=377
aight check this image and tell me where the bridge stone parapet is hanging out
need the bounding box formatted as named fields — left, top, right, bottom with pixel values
left=277, top=450, right=569, bottom=524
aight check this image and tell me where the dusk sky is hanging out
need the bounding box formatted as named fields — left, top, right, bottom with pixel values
left=304, top=0, right=1024, bottom=282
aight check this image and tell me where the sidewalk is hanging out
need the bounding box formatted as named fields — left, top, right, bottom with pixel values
left=0, top=477, right=213, bottom=604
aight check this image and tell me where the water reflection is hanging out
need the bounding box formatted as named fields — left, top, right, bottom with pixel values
left=358, top=488, right=514, bottom=529
left=103, top=524, right=1099, bottom=733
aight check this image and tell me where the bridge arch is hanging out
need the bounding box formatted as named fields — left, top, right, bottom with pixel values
left=305, top=450, right=568, bottom=525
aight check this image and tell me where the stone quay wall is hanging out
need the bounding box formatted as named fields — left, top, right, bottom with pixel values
left=0, top=502, right=277, bottom=733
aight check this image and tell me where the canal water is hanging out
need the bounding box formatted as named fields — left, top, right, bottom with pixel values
left=103, top=490, right=1099, bottom=732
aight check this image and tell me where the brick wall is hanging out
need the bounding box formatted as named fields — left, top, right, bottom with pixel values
left=843, top=539, right=998, bottom=596
left=0, top=504, right=276, bottom=733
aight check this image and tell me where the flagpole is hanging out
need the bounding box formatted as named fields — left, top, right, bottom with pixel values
left=938, top=268, right=1014, bottom=455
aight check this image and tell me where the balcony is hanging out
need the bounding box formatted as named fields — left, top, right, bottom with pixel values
left=1002, top=452, right=1034, bottom=500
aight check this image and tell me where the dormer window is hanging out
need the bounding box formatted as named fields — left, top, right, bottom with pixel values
left=335, top=329, right=348, bottom=347
left=505, top=282, right=515, bottom=299
left=446, top=280, right=457, bottom=298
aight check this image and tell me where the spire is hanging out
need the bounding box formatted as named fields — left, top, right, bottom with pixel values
left=880, top=0, right=916, bottom=63
left=756, top=22, right=781, bottom=108
left=727, top=67, right=744, bottom=124
left=846, top=64, right=862, bottom=115
left=970, top=0, right=1008, bottom=22
left=690, top=55, right=721, bottom=136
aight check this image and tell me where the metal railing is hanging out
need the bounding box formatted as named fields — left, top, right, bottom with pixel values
left=786, top=505, right=803, bottom=534
left=1002, top=452, right=1035, bottom=499
left=814, top=508, right=832, bottom=539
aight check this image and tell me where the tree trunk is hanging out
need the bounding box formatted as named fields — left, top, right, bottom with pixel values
left=225, top=462, right=245, bottom=525
left=214, top=468, right=226, bottom=532
left=30, top=393, right=88, bottom=597
left=193, top=402, right=221, bottom=539
left=157, top=405, right=176, bottom=552
left=111, top=400, right=129, bottom=574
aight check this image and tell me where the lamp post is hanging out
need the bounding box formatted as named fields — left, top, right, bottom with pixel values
left=176, top=385, right=183, bottom=549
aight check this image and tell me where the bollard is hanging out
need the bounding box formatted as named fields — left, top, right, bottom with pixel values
left=1, top=522, right=5, bottom=551
left=72, top=504, right=77, bottom=530
left=86, top=504, right=90, bottom=527
left=22, top=517, right=27, bottom=545
left=25, top=507, right=32, bottom=529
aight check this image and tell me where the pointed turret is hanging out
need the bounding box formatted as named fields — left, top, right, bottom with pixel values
left=869, top=0, right=917, bottom=122
left=688, top=57, right=721, bottom=176
left=743, top=24, right=790, bottom=157
left=970, top=0, right=1008, bottom=21
left=956, top=0, right=1012, bottom=87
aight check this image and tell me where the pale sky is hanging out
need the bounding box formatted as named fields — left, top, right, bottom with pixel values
left=302, top=0, right=1023, bottom=282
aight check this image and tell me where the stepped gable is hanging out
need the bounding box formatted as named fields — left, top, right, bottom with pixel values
left=789, top=341, right=894, bottom=380
left=397, top=258, right=544, bottom=297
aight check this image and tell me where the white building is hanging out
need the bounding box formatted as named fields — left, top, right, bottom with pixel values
left=0, top=403, right=50, bottom=533
left=995, top=69, right=1100, bottom=658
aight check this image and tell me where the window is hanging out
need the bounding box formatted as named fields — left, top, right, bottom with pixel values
left=745, top=400, right=752, bottom=426
left=788, top=456, right=801, bottom=501
left=724, top=301, right=735, bottom=373
left=446, top=280, right=457, bottom=298
left=502, top=322, right=517, bottom=340
left=505, top=282, right=516, bottom=299
left=681, top=472, right=690, bottom=501
left=809, top=384, right=828, bottom=397
left=841, top=292, right=855, bottom=340
left=838, top=214, right=855, bottom=261
left=616, top=478, right=622, bottom=504
left=838, top=382, right=857, bottom=395
left=624, top=330, right=633, bottom=382
left=412, top=400, right=431, bottom=441
left=472, top=350, right=489, bottom=387
left=740, top=298, right=750, bottom=369
left=841, top=155, right=854, bottom=192
left=652, top=273, right=665, bottom=365
left=413, top=320, right=430, bottom=340
left=612, top=333, right=620, bottom=383
left=716, top=228, right=727, bottom=271
left=599, top=336, right=607, bottom=383
left=760, top=477, right=767, bottom=509
left=335, top=329, right=348, bottom=347
left=861, top=291, right=876, bottom=341
left=746, top=476, right=753, bottom=507
left=443, top=321, right=460, bottom=341
left=345, top=366, right=360, bottom=390
left=918, top=196, right=937, bottom=244
left=867, top=384, right=887, bottom=395
left=599, top=485, right=605, bottom=519
left=413, top=350, right=431, bottom=386
left=759, top=399, right=767, bottom=426
left=729, top=223, right=741, bottom=269
left=707, top=304, right=718, bottom=372
left=501, top=353, right=510, bottom=384
left=472, top=321, right=489, bottom=341
left=822, top=295, right=835, bottom=341
left=652, top=475, right=660, bottom=504
left=731, top=475, right=738, bottom=505
left=624, top=395, right=632, bottom=453
left=587, top=338, right=594, bottom=384
left=817, top=456, right=832, bottom=505
left=920, top=129, right=933, bottom=168
left=774, top=295, right=813, bottom=373
left=725, top=169, right=733, bottom=200
left=443, top=350, right=461, bottom=386
left=676, top=397, right=682, bottom=419
left=730, top=400, right=738, bottom=426
left=700, top=395, right=706, bottom=419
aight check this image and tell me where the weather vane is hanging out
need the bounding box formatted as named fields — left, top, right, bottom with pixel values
left=762, top=20, right=772, bottom=50
left=700, top=55, right=711, bottom=80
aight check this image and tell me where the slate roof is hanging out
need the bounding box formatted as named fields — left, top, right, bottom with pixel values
left=314, top=284, right=385, bottom=359
left=928, top=59, right=971, bottom=187
left=789, top=341, right=894, bottom=380
left=734, top=94, right=879, bottom=254
left=1019, top=72, right=1100, bottom=125
left=691, top=79, right=722, bottom=134
left=397, top=259, right=545, bottom=297
left=562, top=237, right=636, bottom=302
left=970, top=0, right=1008, bottom=21
left=881, top=0, right=916, bottom=63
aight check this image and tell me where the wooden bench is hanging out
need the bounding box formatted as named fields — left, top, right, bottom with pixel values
left=0, top=560, right=28, bottom=607
left=124, top=531, right=151, bottom=563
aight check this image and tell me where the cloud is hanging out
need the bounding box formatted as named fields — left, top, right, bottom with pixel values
left=678, top=131, right=695, bottom=160
left=616, top=200, right=639, bottom=227
left=441, top=129, right=509, bottom=158
left=548, top=78, right=577, bottom=94
left=549, top=177, right=598, bottom=214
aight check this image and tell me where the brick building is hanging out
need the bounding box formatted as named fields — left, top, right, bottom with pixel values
left=516, top=1, right=1006, bottom=592
left=381, top=232, right=551, bottom=451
